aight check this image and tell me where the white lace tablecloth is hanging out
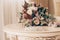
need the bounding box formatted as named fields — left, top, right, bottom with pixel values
left=3, top=23, right=60, bottom=40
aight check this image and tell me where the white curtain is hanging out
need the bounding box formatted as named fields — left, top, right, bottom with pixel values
left=3, top=0, right=30, bottom=25
left=0, top=0, right=4, bottom=40
left=4, top=0, right=18, bottom=25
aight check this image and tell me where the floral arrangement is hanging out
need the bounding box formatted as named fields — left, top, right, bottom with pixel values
left=18, top=1, right=56, bottom=27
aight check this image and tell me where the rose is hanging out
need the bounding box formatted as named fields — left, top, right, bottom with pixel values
left=33, top=17, right=40, bottom=25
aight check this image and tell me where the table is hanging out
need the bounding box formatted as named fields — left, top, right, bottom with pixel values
left=3, top=23, right=60, bottom=40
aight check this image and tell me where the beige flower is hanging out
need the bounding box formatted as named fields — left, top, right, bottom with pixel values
left=33, top=17, right=40, bottom=25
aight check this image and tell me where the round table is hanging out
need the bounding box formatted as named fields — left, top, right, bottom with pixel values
left=3, top=23, right=60, bottom=40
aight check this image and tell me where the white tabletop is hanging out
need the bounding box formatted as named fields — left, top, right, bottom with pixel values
left=3, top=23, right=60, bottom=37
